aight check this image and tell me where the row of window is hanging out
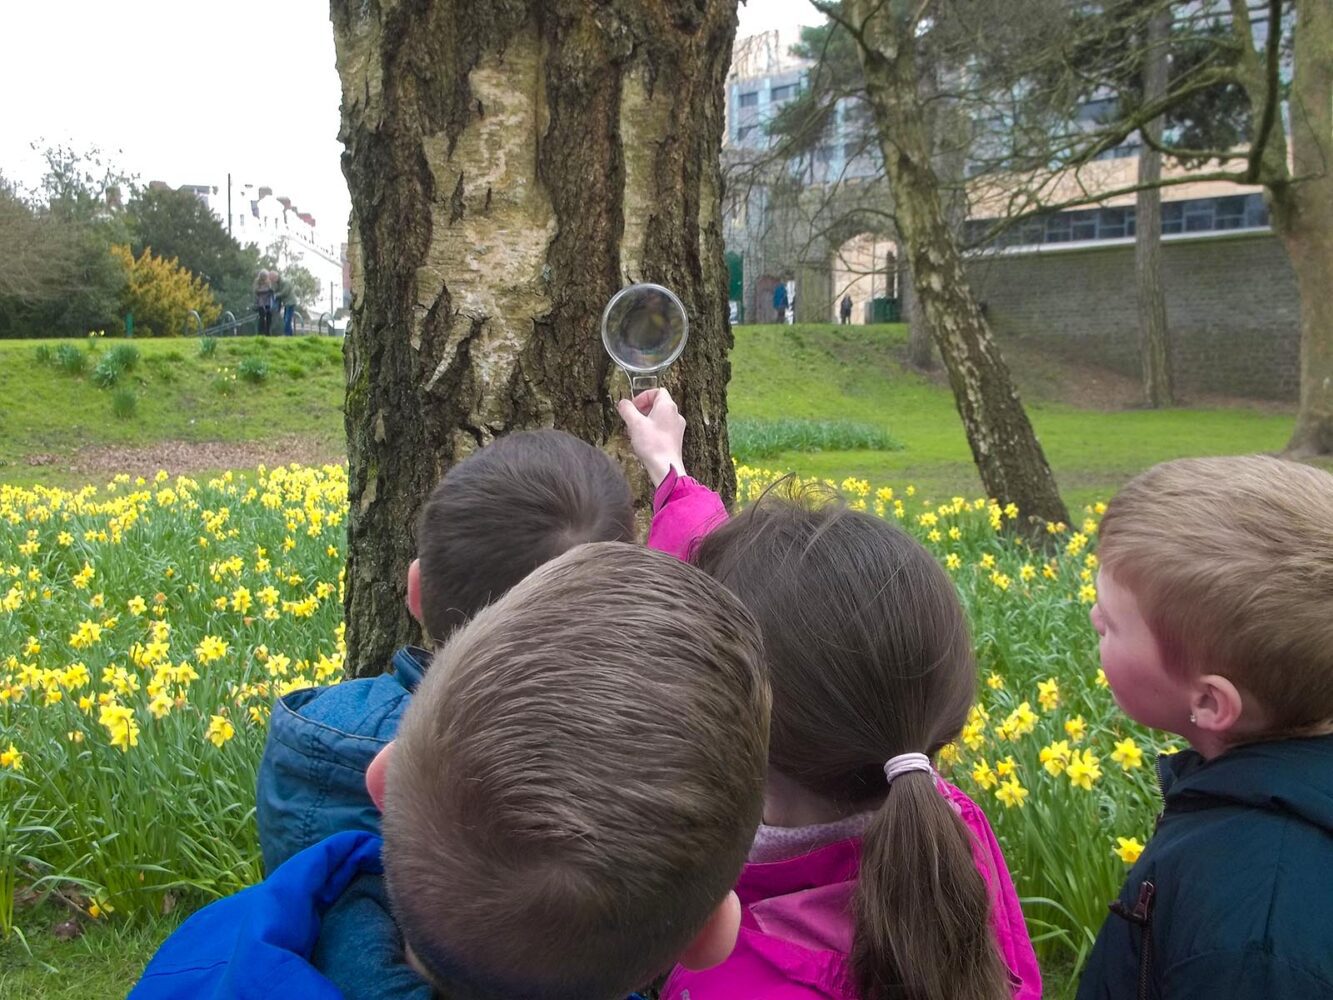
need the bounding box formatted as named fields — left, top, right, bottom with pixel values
left=736, top=82, right=801, bottom=109
left=966, top=194, right=1270, bottom=248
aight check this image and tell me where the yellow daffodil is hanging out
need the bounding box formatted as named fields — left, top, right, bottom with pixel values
left=1065, top=715, right=1087, bottom=742
left=1114, top=836, right=1144, bottom=864
left=1040, top=739, right=1072, bottom=776
left=971, top=759, right=998, bottom=789
left=1037, top=678, right=1060, bottom=711
left=205, top=714, right=235, bottom=748
left=1, top=743, right=22, bottom=770
left=996, top=777, right=1029, bottom=809
left=1066, top=749, right=1102, bottom=791
left=1111, top=738, right=1144, bottom=771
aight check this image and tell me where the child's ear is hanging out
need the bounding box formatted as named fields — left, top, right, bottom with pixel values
left=1191, top=674, right=1246, bottom=735
left=406, top=559, right=423, bottom=623
left=366, top=741, right=394, bottom=812
left=676, top=890, right=741, bottom=972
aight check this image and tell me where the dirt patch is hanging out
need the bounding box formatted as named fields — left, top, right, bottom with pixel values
left=27, top=435, right=345, bottom=479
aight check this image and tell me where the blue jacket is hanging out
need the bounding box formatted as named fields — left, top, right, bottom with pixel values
left=1077, top=734, right=1333, bottom=1000
left=256, top=646, right=430, bottom=874
left=130, top=831, right=387, bottom=999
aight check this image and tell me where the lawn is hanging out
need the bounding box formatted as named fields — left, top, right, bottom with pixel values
left=729, top=324, right=1298, bottom=510
left=1, top=326, right=1309, bottom=514
left=0, top=335, right=346, bottom=487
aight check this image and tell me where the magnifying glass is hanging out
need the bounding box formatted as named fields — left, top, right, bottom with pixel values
left=601, top=283, right=689, bottom=395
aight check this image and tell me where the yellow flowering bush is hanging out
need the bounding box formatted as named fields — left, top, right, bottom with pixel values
left=109, top=244, right=221, bottom=337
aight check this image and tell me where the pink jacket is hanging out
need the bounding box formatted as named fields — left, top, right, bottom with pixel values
left=647, top=470, right=1041, bottom=1000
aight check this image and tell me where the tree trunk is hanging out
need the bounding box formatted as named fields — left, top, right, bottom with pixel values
left=1135, top=5, right=1174, bottom=408
left=848, top=0, right=1069, bottom=530
left=332, top=0, right=738, bottom=676
left=903, top=259, right=935, bottom=370
left=1280, top=0, right=1333, bottom=456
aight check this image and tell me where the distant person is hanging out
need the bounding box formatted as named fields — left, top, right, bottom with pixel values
left=772, top=280, right=788, bottom=324
left=785, top=279, right=796, bottom=325
left=840, top=294, right=853, bottom=324
left=253, top=270, right=275, bottom=335
left=272, top=270, right=299, bottom=336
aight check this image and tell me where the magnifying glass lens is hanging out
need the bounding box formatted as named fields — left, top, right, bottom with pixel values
left=602, top=285, right=688, bottom=374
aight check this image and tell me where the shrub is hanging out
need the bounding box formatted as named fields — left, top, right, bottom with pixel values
left=198, top=337, right=218, bottom=358
left=729, top=417, right=903, bottom=459
left=237, top=357, right=268, bottom=384
left=109, top=244, right=221, bottom=337
left=106, top=344, right=140, bottom=372
left=33, top=345, right=51, bottom=365
left=53, top=343, right=86, bottom=375
left=111, top=388, right=137, bottom=419
left=91, top=357, right=121, bottom=388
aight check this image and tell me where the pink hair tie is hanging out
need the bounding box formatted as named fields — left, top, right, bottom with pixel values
left=883, top=752, right=933, bottom=784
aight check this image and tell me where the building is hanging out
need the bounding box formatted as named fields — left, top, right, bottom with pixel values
left=179, top=180, right=348, bottom=316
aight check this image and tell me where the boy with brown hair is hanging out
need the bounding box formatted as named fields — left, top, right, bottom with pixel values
left=256, top=429, right=636, bottom=873
left=133, top=542, right=770, bottom=1000
left=1078, top=455, right=1333, bottom=1000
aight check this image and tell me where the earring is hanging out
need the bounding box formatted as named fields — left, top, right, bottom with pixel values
left=1189, top=712, right=1197, bottom=724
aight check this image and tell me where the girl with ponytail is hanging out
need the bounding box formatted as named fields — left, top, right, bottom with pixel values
left=619, top=391, right=1040, bottom=1000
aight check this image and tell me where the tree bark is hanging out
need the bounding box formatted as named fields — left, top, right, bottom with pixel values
left=1135, top=5, right=1174, bottom=408
left=1280, top=0, right=1333, bottom=456
left=332, top=0, right=738, bottom=676
left=847, top=0, right=1070, bottom=530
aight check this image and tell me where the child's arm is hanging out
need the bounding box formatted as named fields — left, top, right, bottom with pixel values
left=617, top=389, right=728, bottom=561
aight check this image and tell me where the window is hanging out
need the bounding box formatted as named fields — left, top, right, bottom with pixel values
left=738, top=91, right=759, bottom=108
left=1244, top=194, right=1269, bottom=228
left=1098, top=207, right=1128, bottom=239
left=1213, top=196, right=1247, bottom=230
left=815, top=145, right=834, bottom=163
left=771, top=83, right=800, bottom=103
left=1071, top=210, right=1098, bottom=241
left=1044, top=214, right=1072, bottom=243
left=1162, top=202, right=1184, bottom=234
left=1183, top=200, right=1214, bottom=232
left=737, top=124, right=757, bottom=142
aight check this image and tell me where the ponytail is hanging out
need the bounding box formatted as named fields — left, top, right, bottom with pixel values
left=852, top=770, right=1010, bottom=1000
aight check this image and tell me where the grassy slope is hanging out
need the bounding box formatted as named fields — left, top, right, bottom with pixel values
left=730, top=324, right=1295, bottom=509
left=0, top=336, right=345, bottom=486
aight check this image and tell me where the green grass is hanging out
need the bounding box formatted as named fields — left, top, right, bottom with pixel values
left=0, top=337, right=345, bottom=486
left=0, top=902, right=184, bottom=998
left=730, top=324, right=1299, bottom=509
left=1, top=326, right=1313, bottom=510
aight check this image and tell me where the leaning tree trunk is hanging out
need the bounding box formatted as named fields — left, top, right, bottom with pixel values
left=1279, top=0, right=1333, bottom=456
left=332, top=0, right=738, bottom=676
left=848, top=0, right=1069, bottom=529
left=1135, top=4, right=1174, bottom=409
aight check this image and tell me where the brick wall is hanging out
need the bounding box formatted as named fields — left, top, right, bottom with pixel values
left=964, top=230, right=1300, bottom=400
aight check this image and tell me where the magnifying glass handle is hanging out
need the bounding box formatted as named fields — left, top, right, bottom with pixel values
left=629, top=373, right=659, bottom=394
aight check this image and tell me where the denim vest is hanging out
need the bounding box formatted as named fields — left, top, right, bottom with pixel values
left=255, top=646, right=431, bottom=874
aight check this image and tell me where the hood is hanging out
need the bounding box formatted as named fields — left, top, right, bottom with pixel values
left=1160, top=733, right=1333, bottom=835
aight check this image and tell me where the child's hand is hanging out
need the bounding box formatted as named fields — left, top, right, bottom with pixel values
left=616, top=388, right=686, bottom=487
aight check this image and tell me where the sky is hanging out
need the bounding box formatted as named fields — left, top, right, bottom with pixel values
left=1, top=0, right=818, bottom=240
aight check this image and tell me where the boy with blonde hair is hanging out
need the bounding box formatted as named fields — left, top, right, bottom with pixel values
left=1078, top=455, right=1333, bottom=1000
left=134, top=541, right=770, bottom=1000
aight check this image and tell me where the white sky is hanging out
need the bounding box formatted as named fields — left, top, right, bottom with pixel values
left=1, top=0, right=819, bottom=240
